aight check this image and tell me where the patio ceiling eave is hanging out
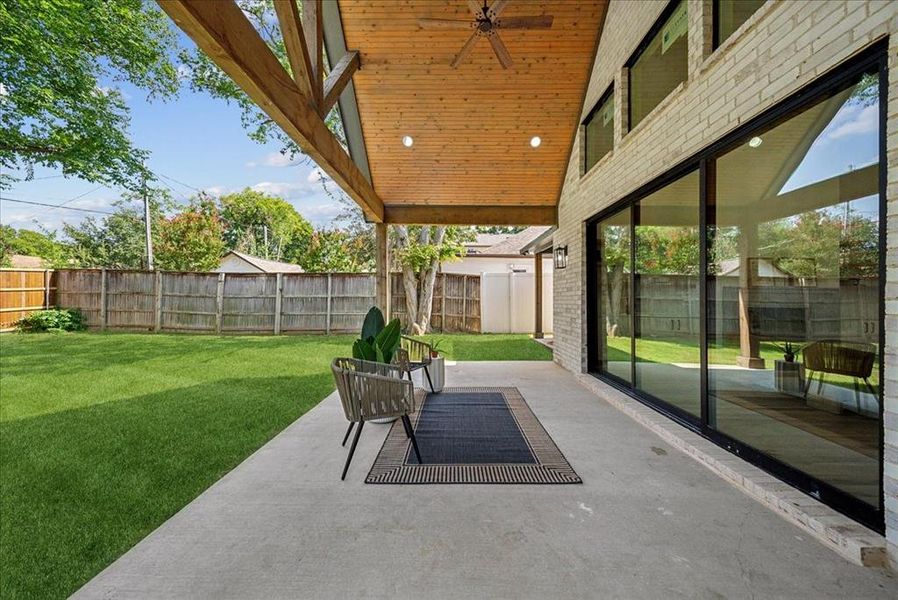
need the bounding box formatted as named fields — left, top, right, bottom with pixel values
left=383, top=204, right=556, bottom=226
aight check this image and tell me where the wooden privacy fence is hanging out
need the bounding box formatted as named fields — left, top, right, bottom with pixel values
left=5, top=269, right=482, bottom=334
left=0, top=269, right=57, bottom=331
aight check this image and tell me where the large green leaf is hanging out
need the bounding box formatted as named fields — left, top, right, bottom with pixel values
left=352, top=339, right=376, bottom=361
left=361, top=306, right=385, bottom=340
left=375, top=318, right=401, bottom=362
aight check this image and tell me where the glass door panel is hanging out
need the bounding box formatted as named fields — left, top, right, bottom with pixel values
left=634, top=171, right=701, bottom=417
left=597, top=209, right=632, bottom=383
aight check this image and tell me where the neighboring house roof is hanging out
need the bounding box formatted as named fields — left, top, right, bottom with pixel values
left=718, top=257, right=790, bottom=278
left=220, top=250, right=305, bottom=273
left=9, top=254, right=45, bottom=268
left=480, top=226, right=552, bottom=256
left=465, top=233, right=508, bottom=253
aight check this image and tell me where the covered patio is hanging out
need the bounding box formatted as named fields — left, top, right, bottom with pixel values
left=73, top=361, right=895, bottom=598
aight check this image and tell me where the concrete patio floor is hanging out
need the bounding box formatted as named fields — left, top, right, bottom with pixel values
left=74, top=361, right=896, bottom=599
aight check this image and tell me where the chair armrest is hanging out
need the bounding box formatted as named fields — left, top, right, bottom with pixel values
left=348, top=369, right=416, bottom=419
left=355, top=358, right=405, bottom=379
left=401, top=335, right=433, bottom=364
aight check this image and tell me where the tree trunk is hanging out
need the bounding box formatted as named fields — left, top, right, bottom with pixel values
left=606, top=263, right=624, bottom=337
left=394, top=225, right=445, bottom=335
left=414, top=227, right=444, bottom=334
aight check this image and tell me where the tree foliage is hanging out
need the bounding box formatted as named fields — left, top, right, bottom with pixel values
left=218, top=188, right=313, bottom=262
left=155, top=197, right=225, bottom=271
left=0, top=225, right=71, bottom=267
left=0, top=0, right=179, bottom=190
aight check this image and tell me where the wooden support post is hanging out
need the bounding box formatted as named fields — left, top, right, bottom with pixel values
left=375, top=223, right=389, bottom=318
left=326, top=273, right=332, bottom=335
left=215, top=272, right=225, bottom=334
left=274, top=272, right=283, bottom=335
left=99, top=268, right=107, bottom=330
left=154, top=271, right=163, bottom=332
left=736, top=222, right=764, bottom=369
left=534, top=251, right=544, bottom=339
left=462, top=275, right=468, bottom=333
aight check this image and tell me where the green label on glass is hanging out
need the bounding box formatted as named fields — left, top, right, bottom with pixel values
left=602, top=102, right=613, bottom=126
left=661, top=1, right=688, bottom=55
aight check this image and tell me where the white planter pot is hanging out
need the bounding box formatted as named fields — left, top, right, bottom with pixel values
left=428, top=356, right=445, bottom=393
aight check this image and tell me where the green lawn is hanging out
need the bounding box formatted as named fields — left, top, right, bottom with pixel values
left=0, top=332, right=549, bottom=599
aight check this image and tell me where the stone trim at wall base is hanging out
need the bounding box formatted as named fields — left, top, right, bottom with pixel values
left=574, top=372, right=889, bottom=568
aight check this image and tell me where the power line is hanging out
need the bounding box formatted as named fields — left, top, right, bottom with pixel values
left=156, top=171, right=202, bottom=194
left=0, top=196, right=115, bottom=215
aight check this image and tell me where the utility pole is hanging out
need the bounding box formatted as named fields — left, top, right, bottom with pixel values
left=263, top=225, right=269, bottom=258
left=142, top=165, right=154, bottom=270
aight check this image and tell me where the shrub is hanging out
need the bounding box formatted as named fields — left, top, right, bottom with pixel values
left=16, top=309, right=86, bottom=333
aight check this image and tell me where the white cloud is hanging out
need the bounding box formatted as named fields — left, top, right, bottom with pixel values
left=246, top=152, right=300, bottom=168
left=827, top=104, right=878, bottom=140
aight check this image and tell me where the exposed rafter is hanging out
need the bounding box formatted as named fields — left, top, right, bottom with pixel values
left=321, top=50, right=360, bottom=117
left=302, top=0, right=324, bottom=109
left=159, top=0, right=382, bottom=222
left=273, top=0, right=315, bottom=103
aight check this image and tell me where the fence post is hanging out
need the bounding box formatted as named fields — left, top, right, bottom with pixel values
left=215, top=272, right=225, bottom=334
left=462, top=275, right=467, bottom=333
left=154, top=271, right=163, bottom=332
left=274, top=273, right=283, bottom=335
left=99, top=268, right=108, bottom=330
left=326, top=273, right=332, bottom=335
left=43, top=270, right=50, bottom=309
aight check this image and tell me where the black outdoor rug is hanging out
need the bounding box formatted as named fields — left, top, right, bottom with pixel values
left=366, top=387, right=581, bottom=484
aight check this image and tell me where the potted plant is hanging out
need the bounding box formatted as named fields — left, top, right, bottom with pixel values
left=772, top=341, right=800, bottom=363
left=772, top=341, right=804, bottom=396
left=427, top=338, right=445, bottom=393
left=352, top=307, right=402, bottom=423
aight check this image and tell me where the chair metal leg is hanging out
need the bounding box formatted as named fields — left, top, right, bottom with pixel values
left=341, top=421, right=364, bottom=481
left=402, top=414, right=423, bottom=464
left=423, top=365, right=435, bottom=392
left=864, top=378, right=879, bottom=404
left=400, top=414, right=412, bottom=438
left=816, top=372, right=825, bottom=395
left=853, top=378, right=861, bottom=413
left=341, top=421, right=355, bottom=447
left=803, top=370, right=813, bottom=398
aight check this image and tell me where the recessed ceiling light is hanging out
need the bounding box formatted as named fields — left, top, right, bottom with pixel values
left=748, top=136, right=763, bottom=148
left=402, top=135, right=414, bottom=147
left=530, top=136, right=541, bottom=148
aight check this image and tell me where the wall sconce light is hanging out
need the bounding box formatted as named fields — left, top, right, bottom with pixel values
left=554, top=245, right=568, bottom=270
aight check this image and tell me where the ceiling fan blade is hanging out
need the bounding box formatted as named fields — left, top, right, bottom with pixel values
left=489, top=33, right=513, bottom=69
left=468, top=0, right=485, bottom=17
left=451, top=31, right=480, bottom=68
left=418, top=18, right=474, bottom=29
left=488, top=0, right=510, bottom=18
left=498, top=15, right=554, bottom=29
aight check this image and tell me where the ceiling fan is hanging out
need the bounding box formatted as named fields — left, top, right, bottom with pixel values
left=418, top=0, right=554, bottom=69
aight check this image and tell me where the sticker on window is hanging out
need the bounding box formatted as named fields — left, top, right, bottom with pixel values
left=661, top=1, right=688, bottom=55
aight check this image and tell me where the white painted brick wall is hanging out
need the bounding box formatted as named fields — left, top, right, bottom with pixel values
left=553, top=0, right=898, bottom=564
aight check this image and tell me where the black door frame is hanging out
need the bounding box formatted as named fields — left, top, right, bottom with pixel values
left=585, top=40, right=887, bottom=532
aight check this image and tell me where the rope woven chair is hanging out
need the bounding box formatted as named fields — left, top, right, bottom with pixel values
left=802, top=340, right=878, bottom=412
left=332, top=357, right=422, bottom=480
left=395, top=335, right=436, bottom=392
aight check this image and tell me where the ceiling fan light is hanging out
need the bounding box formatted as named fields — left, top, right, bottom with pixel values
left=530, top=136, right=541, bottom=148
left=402, top=135, right=414, bottom=147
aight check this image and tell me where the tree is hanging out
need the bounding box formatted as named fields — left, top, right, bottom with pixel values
left=217, top=188, right=313, bottom=262
left=301, top=229, right=369, bottom=272
left=155, top=197, right=225, bottom=271
left=0, top=225, right=71, bottom=267
left=394, top=226, right=471, bottom=335
left=475, top=225, right=526, bottom=235
left=0, top=0, right=179, bottom=191
left=63, top=188, right=172, bottom=269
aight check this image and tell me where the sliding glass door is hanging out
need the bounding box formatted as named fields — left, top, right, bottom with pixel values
left=586, top=46, right=885, bottom=529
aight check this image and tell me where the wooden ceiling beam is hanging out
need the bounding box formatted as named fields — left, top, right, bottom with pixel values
left=273, top=0, right=315, bottom=104
left=384, top=204, right=556, bottom=226
left=158, top=0, right=383, bottom=222
left=303, top=0, right=324, bottom=108
left=321, top=50, right=360, bottom=117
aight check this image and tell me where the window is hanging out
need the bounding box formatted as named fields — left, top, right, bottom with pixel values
left=628, top=0, right=689, bottom=131
left=714, top=0, right=766, bottom=48
left=583, top=87, right=614, bottom=172
left=587, top=45, right=886, bottom=530
left=708, top=67, right=882, bottom=510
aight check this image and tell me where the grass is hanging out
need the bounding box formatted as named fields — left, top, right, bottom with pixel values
left=0, top=331, right=549, bottom=599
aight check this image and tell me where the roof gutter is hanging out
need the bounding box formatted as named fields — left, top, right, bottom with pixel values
left=520, top=226, right=557, bottom=255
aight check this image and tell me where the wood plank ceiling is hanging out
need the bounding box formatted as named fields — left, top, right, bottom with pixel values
left=339, top=0, right=607, bottom=224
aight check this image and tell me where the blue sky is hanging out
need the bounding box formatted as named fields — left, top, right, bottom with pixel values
left=1, top=31, right=345, bottom=234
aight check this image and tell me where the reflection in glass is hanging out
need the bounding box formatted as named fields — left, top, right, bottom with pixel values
left=714, top=0, right=766, bottom=47
left=634, top=171, right=701, bottom=416
left=708, top=70, right=881, bottom=507
left=597, top=209, right=631, bottom=383
left=629, top=0, right=688, bottom=130
left=585, top=91, right=614, bottom=172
